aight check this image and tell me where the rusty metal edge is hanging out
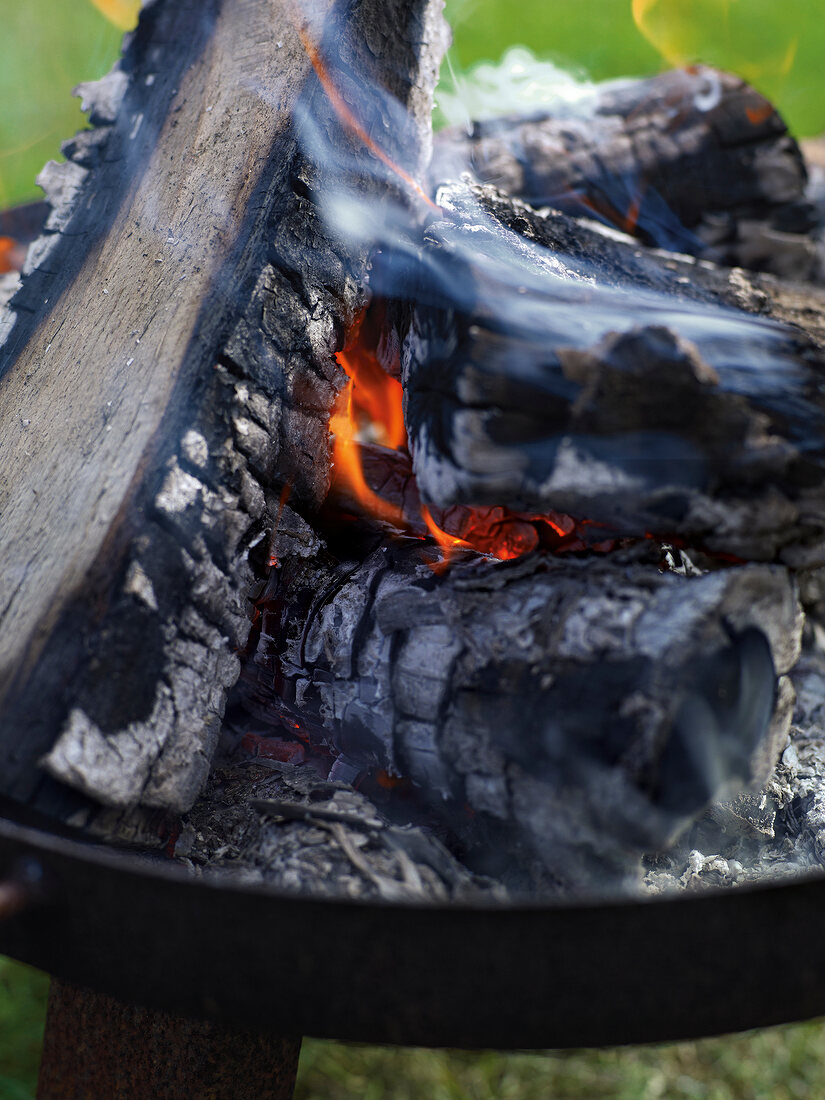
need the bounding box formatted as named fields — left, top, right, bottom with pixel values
left=0, top=808, right=824, bottom=1048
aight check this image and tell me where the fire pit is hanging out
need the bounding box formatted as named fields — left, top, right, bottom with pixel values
left=3, top=0, right=825, bottom=1091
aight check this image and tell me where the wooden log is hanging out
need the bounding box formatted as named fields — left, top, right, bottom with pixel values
left=431, top=66, right=821, bottom=281
left=328, top=439, right=616, bottom=555
left=37, top=979, right=301, bottom=1100
left=0, top=0, right=447, bottom=818
left=234, top=534, right=801, bottom=887
left=377, top=181, right=825, bottom=566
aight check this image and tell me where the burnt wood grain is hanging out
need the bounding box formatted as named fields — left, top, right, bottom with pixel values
left=378, top=181, right=825, bottom=566
left=0, top=0, right=447, bottom=817
left=432, top=66, right=821, bottom=280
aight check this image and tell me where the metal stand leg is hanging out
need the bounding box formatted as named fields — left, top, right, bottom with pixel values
left=37, top=979, right=302, bottom=1099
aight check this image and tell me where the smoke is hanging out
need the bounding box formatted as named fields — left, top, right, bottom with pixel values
left=435, top=46, right=601, bottom=129
left=295, top=32, right=822, bottom=467
left=265, top=17, right=821, bottom=898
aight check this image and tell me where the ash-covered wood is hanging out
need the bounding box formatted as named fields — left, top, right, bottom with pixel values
left=0, top=0, right=447, bottom=818
left=645, top=641, right=825, bottom=894
left=230, top=532, right=801, bottom=888
left=380, top=181, right=825, bottom=566
left=178, top=758, right=505, bottom=903
left=432, top=66, right=821, bottom=281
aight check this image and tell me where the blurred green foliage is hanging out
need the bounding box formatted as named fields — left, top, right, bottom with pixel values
left=295, top=1024, right=825, bottom=1100
left=444, top=0, right=825, bottom=138
left=0, top=1, right=122, bottom=208
left=3, top=1, right=825, bottom=1094
left=2, top=0, right=825, bottom=207
left=0, top=958, right=48, bottom=1099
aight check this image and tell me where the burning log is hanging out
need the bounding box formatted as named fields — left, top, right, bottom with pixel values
left=431, top=66, right=821, bottom=281
left=0, top=0, right=448, bottom=818
left=378, top=181, right=825, bottom=567
left=1, top=0, right=822, bottom=885
left=233, top=535, right=801, bottom=888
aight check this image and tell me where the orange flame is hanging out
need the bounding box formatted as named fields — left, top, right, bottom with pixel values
left=329, top=326, right=614, bottom=569
left=340, top=340, right=406, bottom=450
left=87, top=0, right=141, bottom=31
left=421, top=505, right=473, bottom=574
left=331, top=336, right=480, bottom=561
left=331, top=350, right=407, bottom=530
left=267, top=482, right=293, bottom=569
left=293, top=15, right=440, bottom=213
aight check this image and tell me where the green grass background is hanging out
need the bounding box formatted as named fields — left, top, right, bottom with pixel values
left=5, top=954, right=825, bottom=1098
left=4, top=0, right=825, bottom=1094
left=3, top=0, right=825, bottom=207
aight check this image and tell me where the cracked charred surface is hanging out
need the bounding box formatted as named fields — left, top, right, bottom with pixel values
left=432, top=66, right=821, bottom=281
left=232, top=537, right=801, bottom=890
left=0, top=0, right=448, bottom=817
left=379, top=182, right=825, bottom=567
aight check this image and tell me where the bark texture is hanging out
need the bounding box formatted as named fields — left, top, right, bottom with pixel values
left=431, top=65, right=821, bottom=281
left=377, top=181, right=825, bottom=566
left=0, top=0, right=448, bottom=817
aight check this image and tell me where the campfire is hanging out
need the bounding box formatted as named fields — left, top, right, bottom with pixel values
left=2, top=0, right=825, bottom=907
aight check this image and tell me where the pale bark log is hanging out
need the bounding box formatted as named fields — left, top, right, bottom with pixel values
left=0, top=0, right=447, bottom=816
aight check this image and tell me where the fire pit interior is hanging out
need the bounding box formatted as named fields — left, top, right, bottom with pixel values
left=3, top=0, right=825, bottom=917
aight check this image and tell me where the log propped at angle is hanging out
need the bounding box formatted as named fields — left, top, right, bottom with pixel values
left=374, top=181, right=825, bottom=566
left=232, top=532, right=801, bottom=889
left=431, top=65, right=822, bottom=281
left=0, top=0, right=448, bottom=819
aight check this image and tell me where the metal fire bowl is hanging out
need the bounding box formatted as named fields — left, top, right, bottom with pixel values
left=0, top=805, right=824, bottom=1048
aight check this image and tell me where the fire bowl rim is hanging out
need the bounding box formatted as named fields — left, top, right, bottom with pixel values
left=1, top=806, right=823, bottom=1049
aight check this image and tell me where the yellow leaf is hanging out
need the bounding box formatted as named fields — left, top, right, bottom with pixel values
left=631, top=0, right=802, bottom=89
left=87, top=0, right=141, bottom=31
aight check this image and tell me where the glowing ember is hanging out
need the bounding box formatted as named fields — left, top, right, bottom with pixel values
left=0, top=237, right=24, bottom=275
left=574, top=190, right=646, bottom=239
left=267, top=482, right=293, bottom=569
left=330, top=321, right=615, bottom=565
left=240, top=733, right=306, bottom=765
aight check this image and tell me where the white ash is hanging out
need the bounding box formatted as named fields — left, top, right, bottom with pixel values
left=155, top=459, right=207, bottom=515
left=0, top=273, right=20, bottom=310
left=20, top=234, right=61, bottom=279
left=37, top=161, right=89, bottom=233
left=645, top=645, right=825, bottom=895
left=181, top=429, right=209, bottom=469
left=179, top=760, right=506, bottom=904
left=123, top=561, right=158, bottom=611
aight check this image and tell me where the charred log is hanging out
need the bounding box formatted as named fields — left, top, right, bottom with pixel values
left=431, top=66, right=821, bottom=281
left=376, top=181, right=825, bottom=566
left=231, top=536, right=801, bottom=888
left=0, top=0, right=447, bottom=818
left=328, top=440, right=616, bottom=556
